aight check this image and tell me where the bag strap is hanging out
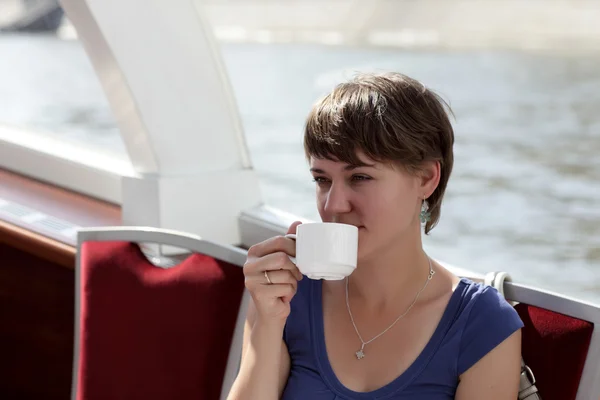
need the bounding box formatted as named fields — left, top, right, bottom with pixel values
left=484, top=272, right=542, bottom=400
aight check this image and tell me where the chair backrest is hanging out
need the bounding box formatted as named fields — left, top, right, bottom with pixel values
left=502, top=281, right=600, bottom=400
left=72, top=226, right=249, bottom=400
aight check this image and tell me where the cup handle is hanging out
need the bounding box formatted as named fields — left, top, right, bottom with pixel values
left=284, top=234, right=297, bottom=264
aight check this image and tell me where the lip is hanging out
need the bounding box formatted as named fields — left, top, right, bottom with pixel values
left=332, top=221, right=361, bottom=227
left=347, top=224, right=363, bottom=229
left=332, top=221, right=364, bottom=230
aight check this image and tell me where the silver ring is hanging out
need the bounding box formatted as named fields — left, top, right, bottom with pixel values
left=264, top=270, right=272, bottom=285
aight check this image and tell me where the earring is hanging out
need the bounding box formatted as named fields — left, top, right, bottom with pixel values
left=420, top=199, right=431, bottom=223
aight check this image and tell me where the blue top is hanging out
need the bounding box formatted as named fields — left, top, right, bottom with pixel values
left=281, top=277, right=524, bottom=399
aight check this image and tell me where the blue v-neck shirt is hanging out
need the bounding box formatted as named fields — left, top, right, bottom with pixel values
left=281, top=277, right=523, bottom=399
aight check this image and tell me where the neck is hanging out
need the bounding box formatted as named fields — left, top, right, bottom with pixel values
left=348, top=227, right=432, bottom=310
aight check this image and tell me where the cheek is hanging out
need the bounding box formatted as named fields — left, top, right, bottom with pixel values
left=316, top=191, right=327, bottom=213
left=364, top=190, right=414, bottom=229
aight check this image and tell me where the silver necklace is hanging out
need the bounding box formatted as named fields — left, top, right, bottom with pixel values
left=345, top=257, right=435, bottom=360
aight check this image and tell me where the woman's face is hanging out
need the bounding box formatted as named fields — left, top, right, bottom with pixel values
left=310, top=151, right=435, bottom=263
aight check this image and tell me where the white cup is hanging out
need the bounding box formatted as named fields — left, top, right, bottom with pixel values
left=285, top=222, right=358, bottom=280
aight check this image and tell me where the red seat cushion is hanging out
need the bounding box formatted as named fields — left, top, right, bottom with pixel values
left=76, top=241, right=245, bottom=400
left=515, top=303, right=593, bottom=400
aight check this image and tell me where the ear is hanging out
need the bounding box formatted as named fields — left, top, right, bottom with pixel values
left=418, top=160, right=441, bottom=198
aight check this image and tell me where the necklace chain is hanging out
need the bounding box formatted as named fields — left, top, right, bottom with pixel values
left=345, top=257, right=435, bottom=360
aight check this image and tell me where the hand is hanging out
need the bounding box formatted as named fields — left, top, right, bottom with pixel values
left=244, top=221, right=304, bottom=323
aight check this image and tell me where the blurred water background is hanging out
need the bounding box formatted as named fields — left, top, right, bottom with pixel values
left=1, top=0, right=599, bottom=302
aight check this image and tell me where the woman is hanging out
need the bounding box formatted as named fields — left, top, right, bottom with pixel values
left=227, top=72, right=523, bottom=399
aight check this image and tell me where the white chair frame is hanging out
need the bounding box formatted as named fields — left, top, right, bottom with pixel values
left=495, top=279, right=600, bottom=400
left=72, top=226, right=600, bottom=400
left=71, top=226, right=249, bottom=400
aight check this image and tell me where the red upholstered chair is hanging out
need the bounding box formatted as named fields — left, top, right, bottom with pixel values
left=71, top=227, right=249, bottom=400
left=501, top=280, right=600, bottom=400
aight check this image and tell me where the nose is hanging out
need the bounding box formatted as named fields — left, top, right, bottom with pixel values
left=323, top=181, right=352, bottom=216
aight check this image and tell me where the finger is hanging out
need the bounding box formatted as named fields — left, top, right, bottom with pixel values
left=245, top=252, right=302, bottom=280
left=245, top=278, right=298, bottom=304
left=260, top=270, right=299, bottom=286
left=286, top=220, right=303, bottom=235
left=255, top=283, right=297, bottom=303
left=247, top=236, right=297, bottom=259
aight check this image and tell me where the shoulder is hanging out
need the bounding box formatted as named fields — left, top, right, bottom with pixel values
left=454, top=278, right=524, bottom=375
left=457, top=277, right=516, bottom=313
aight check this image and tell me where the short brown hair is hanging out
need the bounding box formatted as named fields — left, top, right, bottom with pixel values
left=304, top=72, right=454, bottom=234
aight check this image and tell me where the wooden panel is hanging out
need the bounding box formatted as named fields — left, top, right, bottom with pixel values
left=0, top=220, right=75, bottom=269
left=0, top=168, right=121, bottom=228
left=0, top=169, right=117, bottom=398
left=0, top=168, right=121, bottom=246
left=0, top=242, right=75, bottom=399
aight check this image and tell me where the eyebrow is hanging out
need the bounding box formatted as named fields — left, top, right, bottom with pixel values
left=310, top=164, right=376, bottom=174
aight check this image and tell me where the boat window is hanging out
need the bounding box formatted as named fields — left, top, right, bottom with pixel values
left=0, top=29, right=129, bottom=163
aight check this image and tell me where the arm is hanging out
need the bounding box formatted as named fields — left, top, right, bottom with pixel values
left=455, top=329, right=522, bottom=400
left=227, top=222, right=302, bottom=400
left=226, top=297, right=291, bottom=400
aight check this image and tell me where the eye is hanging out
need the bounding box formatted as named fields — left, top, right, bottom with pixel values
left=351, top=175, right=372, bottom=182
left=312, top=176, right=330, bottom=185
